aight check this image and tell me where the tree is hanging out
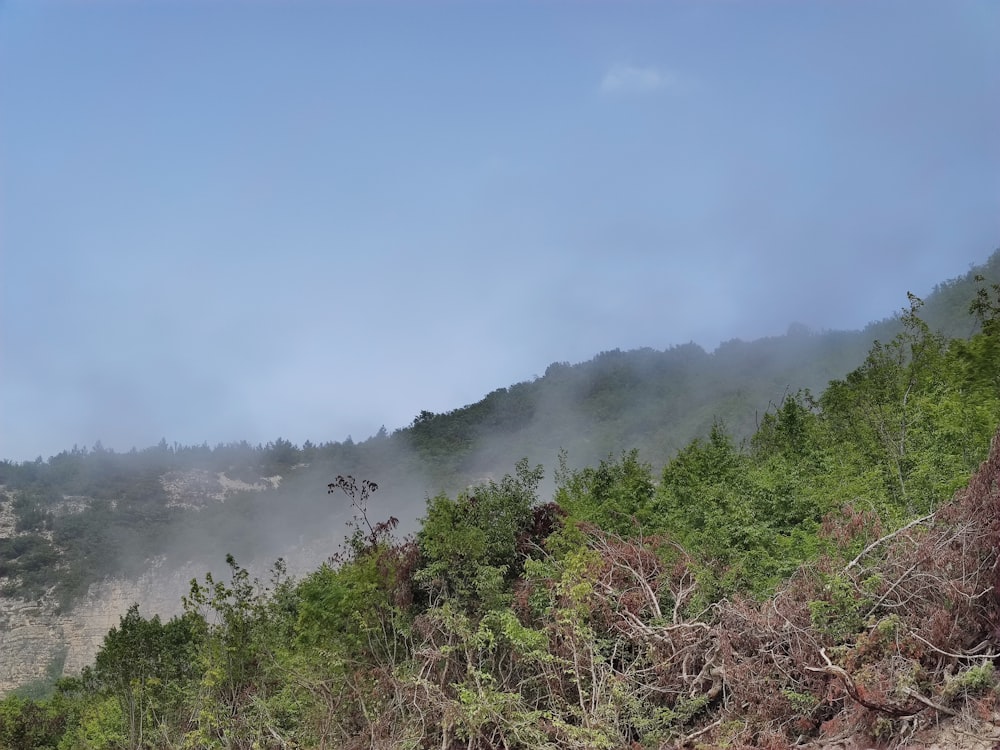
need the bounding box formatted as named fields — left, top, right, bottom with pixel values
left=182, top=556, right=297, bottom=749
left=554, top=449, right=654, bottom=536
left=93, top=604, right=200, bottom=749
left=821, top=294, right=946, bottom=514
left=416, top=458, right=543, bottom=606
left=953, top=274, right=1000, bottom=394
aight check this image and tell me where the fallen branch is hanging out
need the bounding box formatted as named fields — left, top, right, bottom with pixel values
left=910, top=632, right=1000, bottom=661
left=683, top=719, right=721, bottom=744
left=805, top=648, right=923, bottom=717
left=844, top=513, right=935, bottom=573
left=899, top=687, right=958, bottom=717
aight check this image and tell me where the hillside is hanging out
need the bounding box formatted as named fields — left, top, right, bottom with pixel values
left=0, top=249, right=998, bottom=747
left=0, top=248, right=997, bottom=719
left=399, top=249, right=1000, bottom=476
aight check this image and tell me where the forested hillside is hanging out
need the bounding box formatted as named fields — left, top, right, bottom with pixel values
left=0, top=252, right=999, bottom=748
left=403, top=250, right=1000, bottom=477
left=2, top=252, right=997, bottom=614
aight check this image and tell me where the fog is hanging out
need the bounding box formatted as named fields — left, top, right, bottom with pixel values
left=0, top=245, right=995, bottom=637
left=2, top=2, right=997, bottom=463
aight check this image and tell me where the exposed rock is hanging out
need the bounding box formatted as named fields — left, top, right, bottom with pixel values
left=160, top=469, right=279, bottom=508
left=52, top=496, right=93, bottom=516
left=57, top=562, right=195, bottom=677
left=0, top=488, right=16, bottom=537
left=0, top=596, right=63, bottom=691
left=0, top=471, right=290, bottom=696
left=0, top=562, right=196, bottom=694
left=0, top=538, right=338, bottom=695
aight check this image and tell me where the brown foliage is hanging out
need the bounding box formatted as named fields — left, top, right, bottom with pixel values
left=660, top=429, right=1000, bottom=748
left=310, top=432, right=1000, bottom=748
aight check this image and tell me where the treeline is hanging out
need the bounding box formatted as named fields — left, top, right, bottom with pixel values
left=402, top=249, right=1000, bottom=473
left=1, top=436, right=366, bottom=493
left=2, top=278, right=999, bottom=748
left=6, top=250, right=998, bottom=480
left=0, top=434, right=389, bottom=605
left=2, top=252, right=998, bottom=609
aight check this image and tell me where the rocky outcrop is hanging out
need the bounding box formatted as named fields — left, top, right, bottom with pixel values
left=0, top=596, right=63, bottom=691
left=0, top=543, right=337, bottom=696
left=0, top=489, right=16, bottom=537
left=0, top=470, right=289, bottom=696
left=58, top=564, right=194, bottom=677
left=0, top=562, right=196, bottom=694
left=161, top=469, right=281, bottom=508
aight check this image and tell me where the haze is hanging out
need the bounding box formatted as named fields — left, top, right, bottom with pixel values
left=2, top=1, right=998, bottom=462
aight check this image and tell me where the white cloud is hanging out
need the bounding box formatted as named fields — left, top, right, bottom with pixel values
left=600, top=63, right=678, bottom=94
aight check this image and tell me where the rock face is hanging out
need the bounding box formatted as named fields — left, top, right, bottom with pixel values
left=0, top=470, right=293, bottom=696
left=0, top=597, right=63, bottom=692
left=0, top=553, right=333, bottom=695
left=161, top=469, right=281, bottom=509
left=58, top=565, right=195, bottom=677
left=0, top=561, right=197, bottom=695
left=0, top=491, right=17, bottom=538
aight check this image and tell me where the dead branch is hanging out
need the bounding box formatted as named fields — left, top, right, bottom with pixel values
left=805, top=648, right=922, bottom=717
left=909, top=632, right=1000, bottom=661
left=844, top=512, right=934, bottom=573
left=898, top=687, right=958, bottom=717
left=683, top=718, right=722, bottom=744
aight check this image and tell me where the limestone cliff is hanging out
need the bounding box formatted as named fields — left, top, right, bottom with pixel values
left=0, top=470, right=307, bottom=696
left=0, top=565, right=192, bottom=694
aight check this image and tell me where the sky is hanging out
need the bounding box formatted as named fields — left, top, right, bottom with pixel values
left=1, top=1, right=998, bottom=462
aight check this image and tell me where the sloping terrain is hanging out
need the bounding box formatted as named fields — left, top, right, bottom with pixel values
left=0, top=250, right=997, bottom=749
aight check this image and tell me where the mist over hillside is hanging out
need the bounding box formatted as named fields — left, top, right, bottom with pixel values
left=0, top=248, right=996, bottom=617
left=1, top=245, right=999, bottom=748
left=3, top=2, right=998, bottom=741
left=399, top=248, right=1000, bottom=477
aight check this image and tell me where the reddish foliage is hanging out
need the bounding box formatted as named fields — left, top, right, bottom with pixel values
left=515, top=501, right=566, bottom=556
left=377, top=539, right=421, bottom=609
left=821, top=503, right=884, bottom=550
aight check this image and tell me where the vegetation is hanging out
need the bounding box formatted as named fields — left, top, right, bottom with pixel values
left=1, top=251, right=997, bottom=609
left=1, top=251, right=1000, bottom=747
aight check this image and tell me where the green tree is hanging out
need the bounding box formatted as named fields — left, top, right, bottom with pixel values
left=650, top=421, right=820, bottom=597
left=182, top=556, right=297, bottom=749
left=0, top=694, right=69, bottom=750
left=416, top=458, right=543, bottom=607
left=93, top=604, right=200, bottom=749
left=821, top=294, right=947, bottom=514
left=554, top=449, right=654, bottom=535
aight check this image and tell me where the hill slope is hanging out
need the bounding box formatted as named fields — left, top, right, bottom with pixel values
left=0, top=247, right=997, bottom=700
left=0, top=248, right=999, bottom=747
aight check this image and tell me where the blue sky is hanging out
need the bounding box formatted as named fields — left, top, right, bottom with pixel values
left=1, top=1, right=998, bottom=462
